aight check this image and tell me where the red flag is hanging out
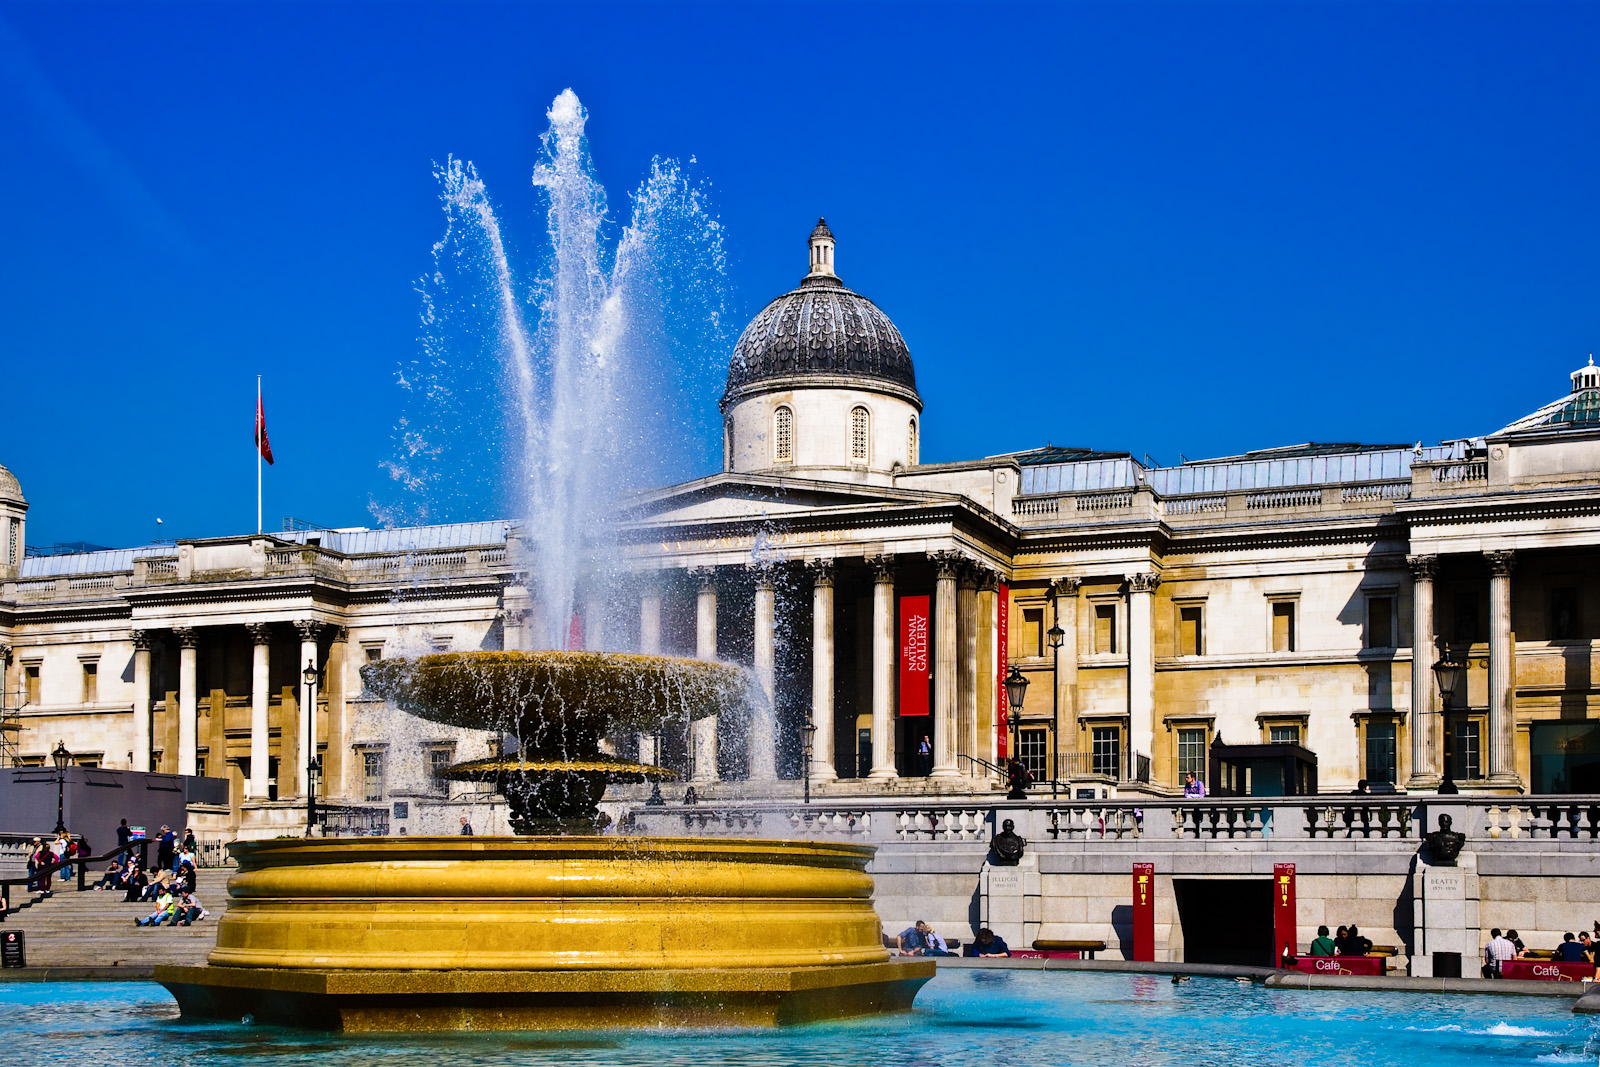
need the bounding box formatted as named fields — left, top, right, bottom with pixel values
left=255, top=395, right=274, bottom=465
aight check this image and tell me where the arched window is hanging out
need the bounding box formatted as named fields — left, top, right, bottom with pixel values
left=723, top=418, right=734, bottom=471
left=774, top=406, right=794, bottom=463
left=908, top=417, right=918, bottom=465
left=850, top=405, right=870, bottom=464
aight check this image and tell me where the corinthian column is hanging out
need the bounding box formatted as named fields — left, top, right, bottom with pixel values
left=869, top=556, right=899, bottom=779
left=930, top=552, right=961, bottom=777
left=1486, top=550, right=1520, bottom=788
left=295, top=619, right=321, bottom=796
left=1407, top=555, right=1440, bottom=789
left=1126, top=573, right=1161, bottom=768
left=174, top=627, right=199, bottom=776
left=749, top=568, right=779, bottom=782
left=691, top=568, right=719, bottom=782
left=131, top=631, right=153, bottom=772
left=246, top=623, right=272, bottom=799
left=1052, top=577, right=1082, bottom=779
left=956, top=567, right=979, bottom=768
left=809, top=560, right=837, bottom=784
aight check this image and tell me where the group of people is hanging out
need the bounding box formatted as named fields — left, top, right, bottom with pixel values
left=1305, top=924, right=1374, bottom=957
left=1483, top=927, right=1599, bottom=976
left=894, top=920, right=1012, bottom=958
left=24, top=831, right=87, bottom=892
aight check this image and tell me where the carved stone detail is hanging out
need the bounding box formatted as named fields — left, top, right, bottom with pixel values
left=1485, top=550, right=1517, bottom=577
left=928, top=550, right=963, bottom=579
left=689, top=566, right=717, bottom=593
left=870, top=554, right=897, bottom=584
left=806, top=558, right=835, bottom=588
left=294, top=619, right=322, bottom=642
left=1127, top=573, right=1161, bottom=595
left=130, top=631, right=153, bottom=652
left=246, top=623, right=273, bottom=646
left=1050, top=576, right=1083, bottom=600
left=1407, top=554, right=1439, bottom=581
left=173, top=627, right=198, bottom=649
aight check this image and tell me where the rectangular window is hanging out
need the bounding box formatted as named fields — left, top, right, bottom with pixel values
left=1093, top=605, right=1118, bottom=654
left=1021, top=608, right=1044, bottom=658
left=1178, top=605, right=1204, bottom=656
left=81, top=662, right=98, bottom=704
left=364, top=645, right=383, bottom=664
left=1271, top=601, right=1296, bottom=652
left=1091, top=726, right=1121, bottom=779
left=23, top=664, right=40, bottom=706
left=1268, top=724, right=1301, bottom=745
left=195, top=756, right=206, bottom=779
left=1451, top=718, right=1482, bottom=780
left=1365, top=720, right=1397, bottom=785
left=1019, top=727, right=1049, bottom=782
left=1366, top=596, right=1394, bottom=649
left=363, top=751, right=386, bottom=802
left=7, top=519, right=17, bottom=565
left=1552, top=587, right=1581, bottom=641
left=428, top=747, right=454, bottom=797
left=1176, top=727, right=1207, bottom=778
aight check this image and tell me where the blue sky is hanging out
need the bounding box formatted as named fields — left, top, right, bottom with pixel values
left=3, top=1, right=1599, bottom=548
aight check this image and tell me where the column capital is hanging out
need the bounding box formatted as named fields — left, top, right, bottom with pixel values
left=1407, top=554, right=1439, bottom=581
left=294, top=618, right=322, bottom=642
left=1127, top=572, right=1161, bottom=595
left=869, top=554, right=897, bottom=583
left=928, top=550, right=963, bottom=579
left=246, top=623, right=273, bottom=646
left=973, top=566, right=1001, bottom=592
left=0, top=643, right=10, bottom=663
left=689, top=566, right=717, bottom=593
left=130, top=630, right=154, bottom=652
left=1485, top=549, right=1517, bottom=577
left=806, top=558, right=835, bottom=588
left=1050, top=576, right=1083, bottom=600
left=330, top=625, right=349, bottom=643
left=173, top=626, right=198, bottom=649
left=501, top=606, right=528, bottom=624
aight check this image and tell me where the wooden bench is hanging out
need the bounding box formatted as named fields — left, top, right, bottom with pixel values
left=1029, top=939, right=1108, bottom=960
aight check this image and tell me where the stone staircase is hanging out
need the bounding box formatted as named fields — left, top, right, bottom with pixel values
left=1, top=868, right=231, bottom=971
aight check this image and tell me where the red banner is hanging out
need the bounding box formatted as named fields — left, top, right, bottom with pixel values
left=898, top=595, right=930, bottom=717
left=996, top=583, right=1009, bottom=757
left=1273, top=863, right=1296, bottom=965
left=1292, top=955, right=1386, bottom=976
left=1132, top=862, right=1155, bottom=961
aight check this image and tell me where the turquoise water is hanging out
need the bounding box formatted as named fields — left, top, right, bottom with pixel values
left=0, top=972, right=1593, bottom=1067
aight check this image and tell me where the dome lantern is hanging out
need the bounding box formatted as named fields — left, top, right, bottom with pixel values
left=806, top=217, right=837, bottom=284
left=1573, top=355, right=1600, bottom=394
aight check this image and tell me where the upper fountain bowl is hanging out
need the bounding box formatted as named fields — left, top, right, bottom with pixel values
left=360, top=650, right=746, bottom=749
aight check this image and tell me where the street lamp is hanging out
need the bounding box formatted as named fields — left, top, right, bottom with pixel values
left=1004, top=666, right=1030, bottom=800
left=1432, top=655, right=1467, bottom=796
left=302, top=661, right=320, bottom=835
left=51, top=740, right=71, bottom=833
left=645, top=727, right=666, bottom=806
left=1047, top=620, right=1066, bottom=785
left=801, top=719, right=818, bottom=805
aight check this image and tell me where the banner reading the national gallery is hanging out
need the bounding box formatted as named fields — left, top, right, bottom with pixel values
left=898, top=595, right=930, bottom=717
left=996, top=583, right=1009, bottom=757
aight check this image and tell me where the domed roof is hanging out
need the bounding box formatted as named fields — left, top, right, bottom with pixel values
left=0, top=463, right=22, bottom=504
left=722, top=220, right=918, bottom=409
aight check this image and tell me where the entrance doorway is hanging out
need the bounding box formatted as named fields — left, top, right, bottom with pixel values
left=1173, top=878, right=1274, bottom=967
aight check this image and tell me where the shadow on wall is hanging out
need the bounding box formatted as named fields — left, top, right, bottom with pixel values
left=1393, top=852, right=1419, bottom=958
left=1111, top=904, right=1133, bottom=958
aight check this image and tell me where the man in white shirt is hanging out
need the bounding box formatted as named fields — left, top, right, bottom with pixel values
left=1484, top=928, right=1517, bottom=977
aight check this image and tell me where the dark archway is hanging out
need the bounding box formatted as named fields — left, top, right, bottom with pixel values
left=1173, top=878, right=1274, bottom=966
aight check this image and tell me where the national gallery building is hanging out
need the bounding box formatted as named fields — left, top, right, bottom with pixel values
left=5, top=220, right=1600, bottom=836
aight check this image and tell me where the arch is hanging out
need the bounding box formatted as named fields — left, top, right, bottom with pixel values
left=774, top=405, right=795, bottom=463
left=908, top=416, right=918, bottom=465
left=850, top=405, right=870, bottom=464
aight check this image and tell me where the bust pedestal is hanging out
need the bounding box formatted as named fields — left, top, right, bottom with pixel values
left=979, top=853, right=1040, bottom=950
left=1410, top=852, right=1479, bottom=978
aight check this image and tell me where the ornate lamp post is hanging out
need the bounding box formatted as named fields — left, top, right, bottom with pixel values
left=801, top=720, right=818, bottom=805
left=302, top=662, right=320, bottom=835
left=645, top=727, right=666, bottom=806
left=1047, top=621, right=1065, bottom=784
left=1004, top=666, right=1030, bottom=800
left=1432, top=655, right=1466, bottom=796
left=51, top=740, right=70, bottom=833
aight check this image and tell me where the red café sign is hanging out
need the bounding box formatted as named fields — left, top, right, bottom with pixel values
left=996, top=583, right=1010, bottom=757
left=1291, top=956, right=1386, bottom=976
left=1500, top=959, right=1597, bottom=982
left=899, top=595, right=931, bottom=717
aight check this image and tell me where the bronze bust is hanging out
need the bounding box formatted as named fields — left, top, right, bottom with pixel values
left=991, top=818, right=1027, bottom=866
left=1424, top=813, right=1466, bottom=866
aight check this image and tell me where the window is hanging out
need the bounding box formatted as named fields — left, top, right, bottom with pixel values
left=363, top=750, right=386, bottom=802
left=1365, top=720, right=1397, bottom=785
left=427, top=746, right=455, bottom=797
left=81, top=661, right=98, bottom=704
left=1091, top=726, right=1121, bottom=779
left=1093, top=604, right=1118, bottom=654
left=1450, top=717, right=1482, bottom=780
left=195, top=756, right=206, bottom=779
left=908, top=417, right=918, bottom=465
left=1177, top=728, right=1207, bottom=779
left=1177, top=604, right=1204, bottom=656
left=1366, top=595, right=1394, bottom=649
left=723, top=418, right=733, bottom=471
left=1271, top=601, right=1296, bottom=652
left=774, top=405, right=794, bottom=463
left=6, top=518, right=17, bottom=566
left=1020, top=608, right=1044, bottom=658
left=1552, top=587, right=1581, bottom=641
left=1269, top=724, right=1301, bottom=745
left=23, top=663, right=40, bottom=706
left=365, top=645, right=383, bottom=664
left=850, top=406, right=870, bottom=463
left=1019, top=727, right=1049, bottom=782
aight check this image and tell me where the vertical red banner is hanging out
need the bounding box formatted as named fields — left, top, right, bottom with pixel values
left=1132, top=862, right=1155, bottom=961
left=1273, top=863, right=1296, bottom=965
left=898, top=595, right=931, bottom=717
left=996, top=583, right=1010, bottom=757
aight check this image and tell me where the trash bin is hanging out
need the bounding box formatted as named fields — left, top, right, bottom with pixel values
left=1432, top=951, right=1462, bottom=978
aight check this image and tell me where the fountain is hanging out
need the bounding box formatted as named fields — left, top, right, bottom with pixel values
left=152, top=89, right=933, bottom=1031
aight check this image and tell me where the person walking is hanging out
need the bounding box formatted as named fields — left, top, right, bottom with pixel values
left=459, top=816, right=474, bottom=836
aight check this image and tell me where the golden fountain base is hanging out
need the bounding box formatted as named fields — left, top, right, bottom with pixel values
left=154, top=835, right=934, bottom=1031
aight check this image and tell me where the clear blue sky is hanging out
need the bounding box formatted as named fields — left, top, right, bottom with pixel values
left=4, top=1, right=1599, bottom=548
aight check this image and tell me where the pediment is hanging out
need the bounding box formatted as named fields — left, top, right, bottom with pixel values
left=620, top=473, right=942, bottom=526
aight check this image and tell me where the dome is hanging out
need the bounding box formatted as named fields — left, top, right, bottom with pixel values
left=0, top=463, right=22, bottom=504
left=722, top=220, right=919, bottom=410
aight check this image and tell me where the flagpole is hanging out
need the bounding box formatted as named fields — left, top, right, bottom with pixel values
left=257, top=375, right=263, bottom=535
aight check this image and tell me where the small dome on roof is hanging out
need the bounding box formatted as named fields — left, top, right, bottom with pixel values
left=0, top=463, right=22, bottom=505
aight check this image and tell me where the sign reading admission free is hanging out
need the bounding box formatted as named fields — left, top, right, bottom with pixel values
left=899, top=595, right=931, bottom=717
left=996, top=583, right=1009, bottom=757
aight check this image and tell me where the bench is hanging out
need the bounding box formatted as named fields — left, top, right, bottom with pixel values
left=1024, top=940, right=1108, bottom=960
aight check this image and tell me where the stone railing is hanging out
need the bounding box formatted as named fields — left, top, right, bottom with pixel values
left=1432, top=460, right=1489, bottom=483
left=1340, top=481, right=1411, bottom=503
left=1163, top=495, right=1227, bottom=516
left=1075, top=491, right=1134, bottom=512
left=1245, top=488, right=1322, bottom=510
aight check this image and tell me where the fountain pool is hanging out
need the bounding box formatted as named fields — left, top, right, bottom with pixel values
left=6, top=971, right=1593, bottom=1067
